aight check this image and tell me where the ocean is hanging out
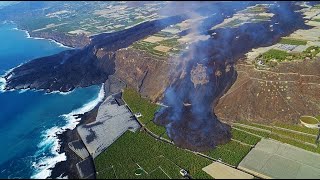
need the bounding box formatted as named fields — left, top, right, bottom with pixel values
left=0, top=22, right=104, bottom=178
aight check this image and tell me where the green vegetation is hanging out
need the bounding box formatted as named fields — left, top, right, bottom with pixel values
left=131, top=35, right=183, bottom=57
left=155, top=31, right=175, bottom=38
left=131, top=41, right=169, bottom=57
left=245, top=5, right=267, bottom=13
left=234, top=121, right=320, bottom=155
left=159, top=38, right=180, bottom=47
left=97, top=87, right=268, bottom=179
left=303, top=46, right=320, bottom=57
left=233, top=125, right=271, bottom=138
left=312, top=4, right=320, bottom=9
left=252, top=15, right=270, bottom=21
left=255, top=45, right=320, bottom=68
left=269, top=133, right=317, bottom=153
left=95, top=129, right=259, bottom=179
left=271, top=128, right=315, bottom=144
left=231, top=128, right=261, bottom=145
left=261, top=49, right=290, bottom=62
left=312, top=19, right=320, bottom=22
left=300, top=116, right=319, bottom=124
left=122, top=88, right=170, bottom=139
left=205, top=140, right=252, bottom=166
left=238, top=121, right=273, bottom=131
left=7, top=2, right=169, bottom=35
left=95, top=131, right=213, bottom=179
left=279, top=38, right=307, bottom=45
left=273, top=122, right=318, bottom=135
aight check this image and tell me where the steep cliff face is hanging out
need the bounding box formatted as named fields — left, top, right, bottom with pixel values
left=28, top=31, right=91, bottom=49
left=114, top=48, right=173, bottom=101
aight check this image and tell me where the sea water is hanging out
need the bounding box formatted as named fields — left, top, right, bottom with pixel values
left=0, top=22, right=104, bottom=178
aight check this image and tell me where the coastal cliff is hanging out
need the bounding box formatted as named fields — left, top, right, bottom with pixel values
left=28, top=31, right=91, bottom=49
left=3, top=15, right=186, bottom=93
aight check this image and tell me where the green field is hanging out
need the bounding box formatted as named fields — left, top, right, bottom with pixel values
left=94, top=131, right=213, bottom=179
left=256, top=46, right=320, bottom=67
left=94, top=129, right=259, bottom=179
left=273, top=122, right=319, bottom=135
left=233, top=125, right=270, bottom=138
left=279, top=38, right=307, bottom=45
left=205, top=140, right=252, bottom=166
left=130, top=35, right=183, bottom=57
left=98, top=88, right=263, bottom=179
left=233, top=121, right=320, bottom=154
left=122, top=88, right=170, bottom=140
left=300, top=116, right=319, bottom=124
left=303, top=46, right=320, bottom=57
left=261, top=49, right=289, bottom=61
left=231, top=128, right=261, bottom=145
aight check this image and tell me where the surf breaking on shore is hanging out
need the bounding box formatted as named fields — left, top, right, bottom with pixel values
left=31, top=84, right=105, bottom=179
left=0, top=67, right=15, bottom=93
left=22, top=29, right=71, bottom=49
left=1, top=20, right=71, bottom=49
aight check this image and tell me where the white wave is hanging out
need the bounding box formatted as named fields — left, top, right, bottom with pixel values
left=11, top=26, right=72, bottom=49
left=61, top=84, right=105, bottom=130
left=0, top=66, right=23, bottom=93
left=18, top=89, right=28, bottom=94
left=57, top=174, right=68, bottom=179
left=45, top=90, right=74, bottom=96
left=31, top=84, right=105, bottom=179
left=0, top=77, right=6, bottom=92
left=30, top=36, right=71, bottom=49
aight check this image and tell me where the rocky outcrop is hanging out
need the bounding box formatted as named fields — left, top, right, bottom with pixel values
left=114, top=48, right=173, bottom=102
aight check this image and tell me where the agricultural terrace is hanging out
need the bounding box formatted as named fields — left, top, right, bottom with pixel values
left=130, top=26, right=187, bottom=58
left=16, top=2, right=169, bottom=35
left=254, top=46, right=320, bottom=67
left=94, top=128, right=260, bottom=179
left=232, top=119, right=320, bottom=155
left=213, top=4, right=273, bottom=29
left=95, top=88, right=263, bottom=179
left=94, top=131, right=213, bottom=179
left=122, top=88, right=170, bottom=140
left=279, top=38, right=307, bottom=45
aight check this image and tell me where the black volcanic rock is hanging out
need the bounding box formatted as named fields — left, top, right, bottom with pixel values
left=4, top=48, right=116, bottom=92
left=156, top=106, right=232, bottom=152
left=4, top=15, right=186, bottom=92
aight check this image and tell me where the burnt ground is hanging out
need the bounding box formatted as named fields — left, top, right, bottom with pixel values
left=215, top=58, right=320, bottom=124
